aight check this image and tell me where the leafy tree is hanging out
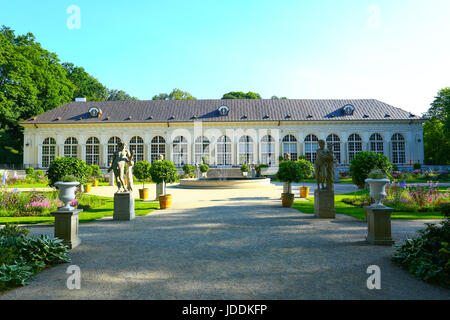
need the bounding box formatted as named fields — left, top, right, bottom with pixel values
left=46, top=156, right=90, bottom=187
left=152, top=88, right=196, bottom=100
left=271, top=96, right=288, bottom=99
left=149, top=160, right=178, bottom=195
left=349, top=151, right=392, bottom=188
left=423, top=118, right=450, bottom=165
left=62, top=62, right=108, bottom=101
left=222, top=91, right=261, bottom=99
left=107, top=89, right=137, bottom=101
left=276, top=161, right=303, bottom=193
left=133, top=161, right=152, bottom=189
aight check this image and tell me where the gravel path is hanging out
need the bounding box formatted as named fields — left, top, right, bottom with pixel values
left=1, top=185, right=449, bottom=300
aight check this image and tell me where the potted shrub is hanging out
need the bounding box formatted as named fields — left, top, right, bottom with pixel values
left=90, top=164, right=101, bottom=187
left=150, top=160, right=178, bottom=209
left=241, top=164, right=249, bottom=177
left=133, top=161, right=152, bottom=200
left=365, top=169, right=390, bottom=208
left=54, top=175, right=79, bottom=211
left=200, top=164, right=209, bottom=178
left=182, top=164, right=195, bottom=178
left=276, top=161, right=303, bottom=208
left=297, top=159, right=314, bottom=198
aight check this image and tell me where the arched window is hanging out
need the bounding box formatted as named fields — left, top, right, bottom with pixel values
left=304, top=134, right=319, bottom=163
left=151, top=136, right=166, bottom=163
left=195, top=136, right=210, bottom=164
left=261, top=135, right=275, bottom=166
left=392, top=133, right=405, bottom=164
left=239, top=136, right=254, bottom=164
left=348, top=134, right=362, bottom=162
left=129, top=136, right=144, bottom=162
left=64, top=137, right=78, bottom=158
left=217, top=135, right=232, bottom=166
left=282, top=135, right=298, bottom=161
left=107, top=137, right=122, bottom=166
left=173, top=136, right=188, bottom=166
left=86, top=137, right=100, bottom=166
left=42, top=137, right=56, bottom=168
left=326, top=134, right=341, bottom=164
left=370, top=133, right=384, bottom=154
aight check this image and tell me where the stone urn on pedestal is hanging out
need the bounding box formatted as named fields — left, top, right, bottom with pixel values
left=364, top=169, right=394, bottom=245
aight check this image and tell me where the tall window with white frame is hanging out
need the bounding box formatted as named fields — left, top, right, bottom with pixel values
left=195, top=136, right=210, bottom=164
left=107, top=136, right=122, bottom=166
left=304, top=134, right=319, bottom=163
left=64, top=137, right=78, bottom=158
left=261, top=135, right=275, bottom=166
left=151, top=136, right=166, bottom=163
left=85, top=137, right=100, bottom=166
left=348, top=133, right=362, bottom=162
left=217, top=135, right=232, bottom=166
left=173, top=136, right=188, bottom=167
left=370, top=133, right=384, bottom=154
left=239, top=135, right=253, bottom=164
left=326, top=134, right=341, bottom=164
left=391, top=133, right=406, bottom=164
left=129, top=136, right=144, bottom=162
left=282, top=135, right=298, bottom=161
left=42, top=137, right=56, bottom=168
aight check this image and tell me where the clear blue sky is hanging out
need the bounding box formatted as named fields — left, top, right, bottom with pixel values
left=1, top=0, right=449, bottom=114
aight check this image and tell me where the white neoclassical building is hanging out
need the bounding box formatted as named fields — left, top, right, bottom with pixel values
left=20, top=99, right=425, bottom=171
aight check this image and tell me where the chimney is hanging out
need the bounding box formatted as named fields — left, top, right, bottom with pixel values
left=75, top=97, right=87, bottom=102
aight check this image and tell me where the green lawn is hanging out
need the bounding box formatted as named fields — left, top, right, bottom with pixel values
left=293, top=190, right=447, bottom=220
left=0, top=196, right=159, bottom=225
left=6, top=183, right=50, bottom=188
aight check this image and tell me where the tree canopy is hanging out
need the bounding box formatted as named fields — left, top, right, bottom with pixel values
left=222, top=91, right=261, bottom=99
left=152, top=88, right=196, bottom=100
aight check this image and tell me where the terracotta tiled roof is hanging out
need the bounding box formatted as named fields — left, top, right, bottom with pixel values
left=21, top=99, right=424, bottom=124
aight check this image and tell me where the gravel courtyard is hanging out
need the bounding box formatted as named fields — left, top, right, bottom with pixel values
left=1, top=183, right=449, bottom=299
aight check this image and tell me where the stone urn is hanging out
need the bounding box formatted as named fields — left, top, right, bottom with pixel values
left=365, top=178, right=390, bottom=208
left=55, top=181, right=79, bottom=211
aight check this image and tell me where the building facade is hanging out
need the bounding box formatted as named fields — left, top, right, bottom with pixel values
left=20, top=99, right=425, bottom=171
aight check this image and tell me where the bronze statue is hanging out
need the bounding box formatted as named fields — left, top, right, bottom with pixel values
left=315, top=140, right=335, bottom=191
left=108, top=142, right=134, bottom=193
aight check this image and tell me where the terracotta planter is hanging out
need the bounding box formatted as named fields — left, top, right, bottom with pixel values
left=299, top=186, right=310, bottom=198
left=84, top=184, right=92, bottom=193
left=159, top=194, right=172, bottom=209
left=139, top=188, right=149, bottom=200
left=281, top=193, right=295, bottom=208
left=92, top=179, right=99, bottom=187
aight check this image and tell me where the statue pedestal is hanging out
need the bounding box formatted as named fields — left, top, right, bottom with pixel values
left=314, top=189, right=336, bottom=219
left=365, top=206, right=395, bottom=245
left=114, top=193, right=135, bottom=221
left=51, top=209, right=82, bottom=249
left=109, top=171, right=115, bottom=186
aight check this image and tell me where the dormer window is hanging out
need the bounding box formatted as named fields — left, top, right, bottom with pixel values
left=88, top=107, right=102, bottom=118
left=342, top=104, right=355, bottom=116
left=218, top=105, right=229, bottom=116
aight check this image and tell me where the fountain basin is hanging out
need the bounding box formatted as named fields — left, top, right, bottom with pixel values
left=179, top=177, right=271, bottom=189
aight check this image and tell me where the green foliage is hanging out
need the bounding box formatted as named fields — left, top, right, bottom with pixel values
left=276, top=161, right=303, bottom=183
left=0, top=224, right=29, bottom=237
left=152, top=88, right=196, bottom=100
left=296, top=159, right=314, bottom=180
left=392, top=219, right=450, bottom=287
left=25, top=167, right=34, bottom=176
left=271, top=96, right=288, bottom=99
left=182, top=164, right=195, bottom=176
left=241, top=164, right=249, bottom=172
left=89, top=164, right=101, bottom=178
left=441, top=203, right=450, bottom=218
left=199, top=164, right=209, bottom=173
left=201, top=155, right=209, bottom=164
left=46, top=156, right=89, bottom=187
left=34, top=170, right=44, bottom=179
left=423, top=118, right=450, bottom=165
left=349, top=151, right=392, bottom=188
left=367, top=168, right=388, bottom=179
left=222, top=91, right=261, bottom=99
left=107, top=89, right=137, bottom=101
left=133, top=161, right=152, bottom=188
left=150, top=160, right=178, bottom=184
left=413, top=163, right=422, bottom=170
left=61, top=175, right=77, bottom=182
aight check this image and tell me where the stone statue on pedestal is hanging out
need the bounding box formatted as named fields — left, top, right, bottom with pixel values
left=108, top=142, right=134, bottom=193
left=314, top=140, right=336, bottom=219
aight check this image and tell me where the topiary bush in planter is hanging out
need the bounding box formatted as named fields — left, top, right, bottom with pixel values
left=296, top=159, right=314, bottom=181
left=200, top=164, right=209, bottom=173
left=182, top=164, right=195, bottom=178
left=150, top=160, right=178, bottom=195
left=276, top=161, right=303, bottom=207
left=133, top=161, right=152, bottom=189
left=349, top=151, right=393, bottom=188
left=46, top=157, right=89, bottom=188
